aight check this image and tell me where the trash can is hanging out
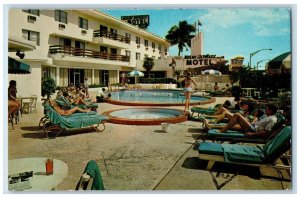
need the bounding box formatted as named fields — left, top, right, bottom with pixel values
left=161, top=123, right=170, bottom=133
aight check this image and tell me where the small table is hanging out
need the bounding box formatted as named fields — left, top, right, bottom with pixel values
left=8, top=157, right=68, bottom=191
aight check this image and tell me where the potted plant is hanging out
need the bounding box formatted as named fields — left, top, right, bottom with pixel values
left=41, top=77, right=56, bottom=99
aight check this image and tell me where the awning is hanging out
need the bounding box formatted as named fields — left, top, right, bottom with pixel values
left=268, top=52, right=291, bottom=69
left=8, top=57, right=31, bottom=74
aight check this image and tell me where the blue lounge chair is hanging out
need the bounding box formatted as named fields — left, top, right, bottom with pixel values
left=198, top=126, right=291, bottom=174
left=41, top=102, right=109, bottom=138
left=200, top=113, right=286, bottom=143
left=56, top=96, right=98, bottom=110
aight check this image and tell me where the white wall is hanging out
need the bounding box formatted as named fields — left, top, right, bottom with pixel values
left=9, top=62, right=42, bottom=100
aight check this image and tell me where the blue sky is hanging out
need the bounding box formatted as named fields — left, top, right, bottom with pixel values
left=101, top=8, right=291, bottom=70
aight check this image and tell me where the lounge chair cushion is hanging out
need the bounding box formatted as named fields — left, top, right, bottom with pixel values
left=222, top=144, right=265, bottom=164
left=44, top=103, right=108, bottom=129
left=198, top=142, right=223, bottom=156
left=263, top=126, right=291, bottom=163
left=208, top=129, right=246, bottom=138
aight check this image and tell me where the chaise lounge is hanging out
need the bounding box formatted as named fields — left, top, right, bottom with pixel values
left=41, top=102, right=109, bottom=138
left=197, top=126, right=291, bottom=175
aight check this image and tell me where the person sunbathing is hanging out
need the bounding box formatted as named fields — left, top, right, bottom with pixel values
left=204, top=101, right=254, bottom=123
left=214, top=104, right=278, bottom=134
left=49, top=100, right=91, bottom=116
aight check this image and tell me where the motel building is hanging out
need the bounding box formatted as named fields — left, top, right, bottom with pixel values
left=8, top=9, right=171, bottom=99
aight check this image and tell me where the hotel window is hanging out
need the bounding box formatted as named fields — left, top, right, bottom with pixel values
left=55, top=10, right=68, bottom=24
left=145, top=40, right=149, bottom=47
left=125, top=50, right=131, bottom=58
left=136, top=36, right=140, bottom=45
left=125, top=33, right=131, bottom=39
left=22, top=9, right=40, bottom=16
left=152, top=42, right=155, bottom=49
left=78, top=17, right=88, bottom=30
left=22, top=29, right=40, bottom=45
left=136, top=53, right=141, bottom=60
left=158, top=45, right=162, bottom=52
left=164, top=47, right=168, bottom=53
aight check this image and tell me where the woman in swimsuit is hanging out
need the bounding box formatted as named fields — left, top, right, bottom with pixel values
left=183, top=72, right=198, bottom=112
left=49, top=100, right=91, bottom=116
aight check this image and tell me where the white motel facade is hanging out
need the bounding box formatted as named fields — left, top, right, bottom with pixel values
left=8, top=9, right=172, bottom=99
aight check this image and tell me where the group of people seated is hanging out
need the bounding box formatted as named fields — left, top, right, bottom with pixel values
left=201, top=97, right=280, bottom=137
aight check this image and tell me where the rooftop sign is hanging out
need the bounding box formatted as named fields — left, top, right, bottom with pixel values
left=121, top=15, right=150, bottom=29
left=184, top=55, right=225, bottom=67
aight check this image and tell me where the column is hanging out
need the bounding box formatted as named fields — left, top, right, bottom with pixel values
left=56, top=66, right=60, bottom=86
left=92, top=69, right=95, bottom=85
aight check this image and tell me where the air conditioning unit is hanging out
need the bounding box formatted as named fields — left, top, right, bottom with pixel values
left=153, top=49, right=156, bottom=52
left=27, top=15, right=36, bottom=22
left=145, top=47, right=149, bottom=50
left=59, top=24, right=65, bottom=29
left=81, top=30, right=87, bottom=34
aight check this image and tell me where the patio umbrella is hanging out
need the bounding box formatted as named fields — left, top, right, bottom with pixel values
left=8, top=57, right=31, bottom=74
left=127, top=70, right=144, bottom=77
left=202, top=69, right=222, bottom=75
left=127, top=70, right=144, bottom=84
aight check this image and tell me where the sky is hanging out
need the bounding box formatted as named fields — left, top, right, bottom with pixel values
left=101, top=7, right=291, bottom=70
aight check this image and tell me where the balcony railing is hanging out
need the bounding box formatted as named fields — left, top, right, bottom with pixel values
left=93, top=30, right=130, bottom=44
left=49, top=45, right=130, bottom=62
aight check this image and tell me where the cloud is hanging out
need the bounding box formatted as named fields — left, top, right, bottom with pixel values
left=197, top=8, right=290, bottom=36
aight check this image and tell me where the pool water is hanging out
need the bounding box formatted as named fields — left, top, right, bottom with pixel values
left=110, top=90, right=208, bottom=104
left=110, top=108, right=182, bottom=119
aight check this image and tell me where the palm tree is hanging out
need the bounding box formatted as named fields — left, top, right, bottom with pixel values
left=143, top=57, right=155, bottom=78
left=165, top=20, right=196, bottom=56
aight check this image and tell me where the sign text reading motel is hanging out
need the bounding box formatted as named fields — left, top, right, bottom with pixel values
left=184, top=55, right=224, bottom=67
left=121, top=15, right=150, bottom=29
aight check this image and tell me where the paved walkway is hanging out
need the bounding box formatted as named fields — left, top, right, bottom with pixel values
left=7, top=97, right=291, bottom=191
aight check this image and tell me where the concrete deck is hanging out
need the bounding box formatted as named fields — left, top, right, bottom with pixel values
left=7, top=96, right=292, bottom=192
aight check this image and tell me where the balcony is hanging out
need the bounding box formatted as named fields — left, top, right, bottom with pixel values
left=49, top=45, right=130, bottom=62
left=93, top=30, right=130, bottom=49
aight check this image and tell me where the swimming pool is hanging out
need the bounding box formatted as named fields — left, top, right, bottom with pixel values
left=103, top=108, right=188, bottom=125
left=107, top=90, right=215, bottom=106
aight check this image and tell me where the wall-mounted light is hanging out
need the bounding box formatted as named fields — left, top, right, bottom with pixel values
left=16, top=50, right=25, bottom=59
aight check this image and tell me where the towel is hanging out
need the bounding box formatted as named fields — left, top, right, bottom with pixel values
left=76, top=160, right=104, bottom=190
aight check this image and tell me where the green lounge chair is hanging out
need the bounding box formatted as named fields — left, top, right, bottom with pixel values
left=198, top=126, right=291, bottom=174
left=41, top=102, right=109, bottom=138
left=56, top=96, right=98, bottom=110
left=200, top=113, right=286, bottom=143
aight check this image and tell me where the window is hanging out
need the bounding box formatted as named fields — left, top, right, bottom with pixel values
left=136, top=53, right=140, bottom=60
left=164, top=47, right=168, bottom=53
left=125, top=50, right=131, bottom=57
left=22, top=29, right=40, bottom=45
left=100, top=46, right=108, bottom=53
left=145, top=40, right=148, bottom=47
left=158, top=45, right=162, bottom=52
left=22, top=9, right=40, bottom=16
left=78, top=17, right=88, bottom=30
left=125, top=33, right=131, bottom=40
left=136, top=36, right=140, bottom=45
left=152, top=42, right=155, bottom=49
left=55, top=10, right=68, bottom=24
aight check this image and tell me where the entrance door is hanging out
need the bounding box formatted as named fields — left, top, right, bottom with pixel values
left=100, top=25, right=108, bottom=36
left=69, top=69, right=84, bottom=86
left=102, top=70, right=109, bottom=86
left=75, top=41, right=85, bottom=56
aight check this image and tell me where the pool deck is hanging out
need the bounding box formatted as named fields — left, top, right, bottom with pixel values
left=7, top=95, right=292, bottom=192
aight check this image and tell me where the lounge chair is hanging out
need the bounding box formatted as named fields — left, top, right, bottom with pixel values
left=200, top=113, right=286, bottom=143
left=41, top=102, right=109, bottom=138
left=198, top=126, right=291, bottom=174
left=56, top=96, right=98, bottom=111
left=191, top=105, right=240, bottom=120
